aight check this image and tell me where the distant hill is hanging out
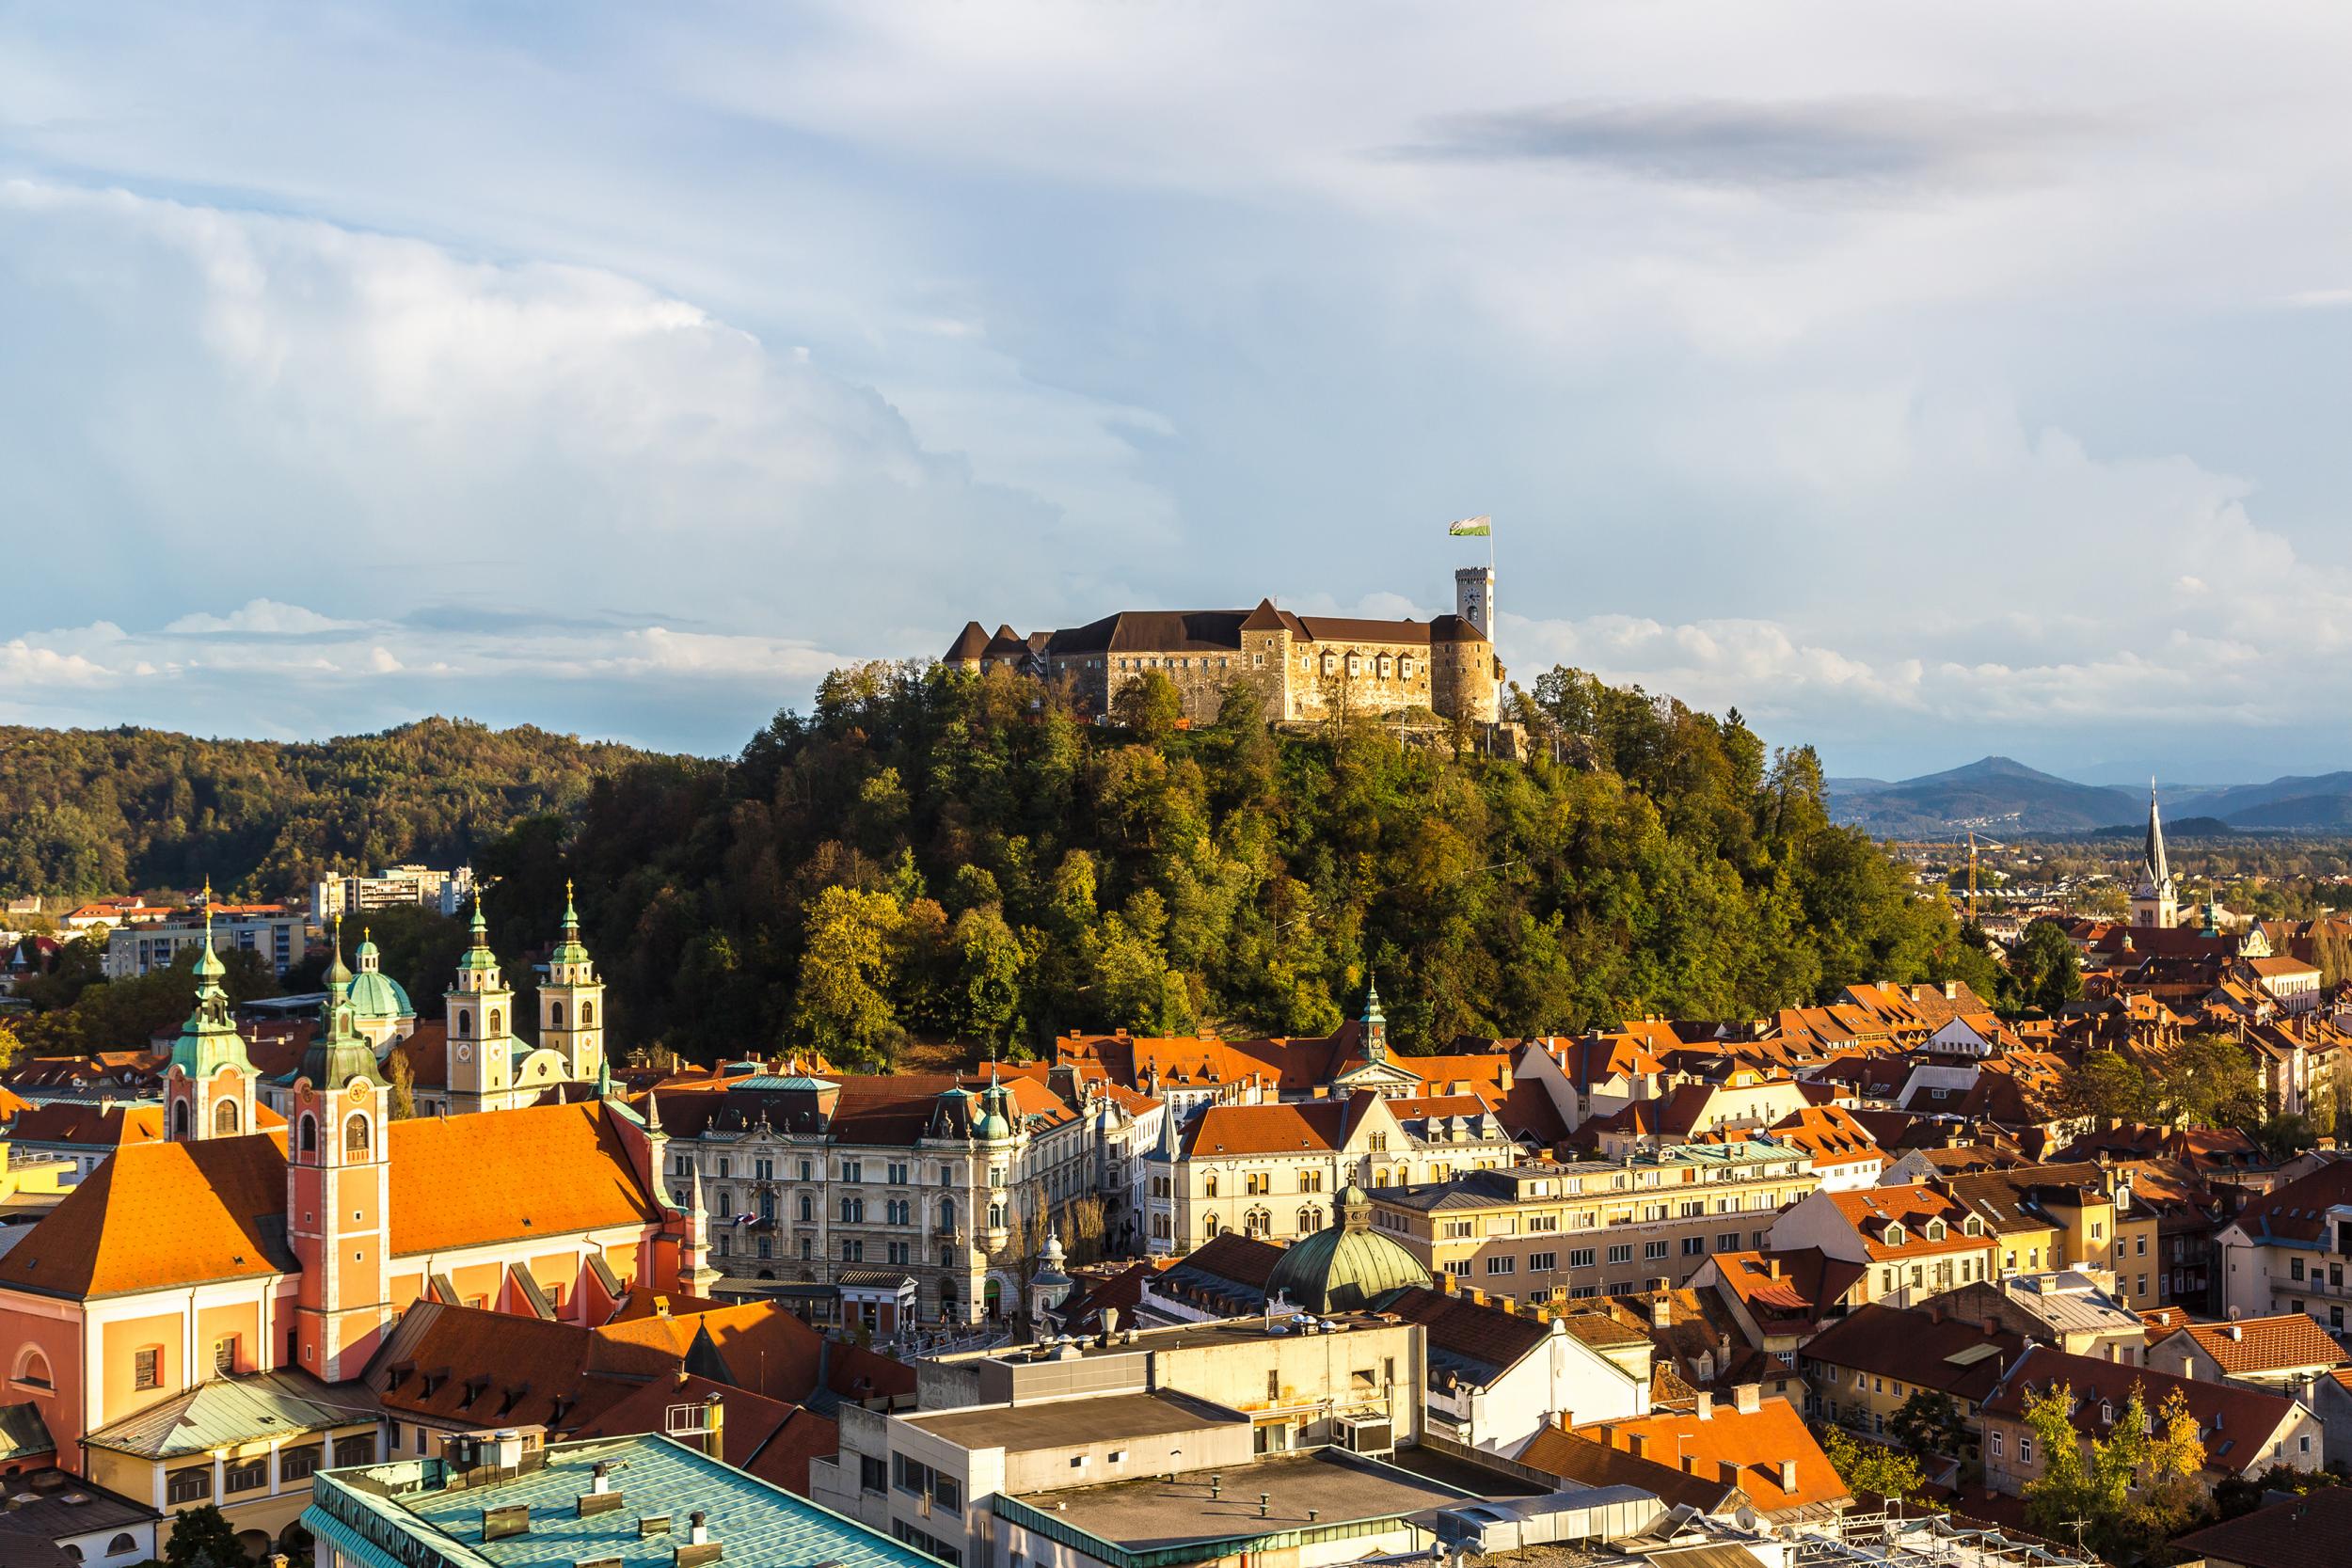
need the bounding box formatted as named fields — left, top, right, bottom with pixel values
left=1827, top=756, right=2138, bottom=836
left=1832, top=755, right=2352, bottom=835
left=0, top=719, right=670, bottom=901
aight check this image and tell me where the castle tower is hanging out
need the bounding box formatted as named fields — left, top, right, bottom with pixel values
left=444, top=895, right=517, bottom=1111
left=2132, top=784, right=2179, bottom=930
left=538, top=880, right=606, bottom=1085
left=1454, top=564, right=1494, bottom=640
left=164, top=890, right=259, bottom=1142
left=288, top=920, right=394, bottom=1379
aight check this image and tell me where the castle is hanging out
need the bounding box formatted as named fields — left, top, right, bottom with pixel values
left=946, top=566, right=1504, bottom=726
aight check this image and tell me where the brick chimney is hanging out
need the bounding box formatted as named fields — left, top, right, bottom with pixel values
left=1693, top=1390, right=1713, bottom=1421
left=1628, top=1433, right=1649, bottom=1461
left=1718, top=1459, right=1741, bottom=1487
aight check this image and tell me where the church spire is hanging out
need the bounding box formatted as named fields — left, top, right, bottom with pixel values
left=2144, top=780, right=2170, bottom=892
left=302, top=916, right=387, bottom=1088
left=1360, top=974, right=1388, bottom=1064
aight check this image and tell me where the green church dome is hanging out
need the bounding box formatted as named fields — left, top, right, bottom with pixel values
left=1264, top=1184, right=1430, bottom=1313
left=345, top=928, right=414, bottom=1020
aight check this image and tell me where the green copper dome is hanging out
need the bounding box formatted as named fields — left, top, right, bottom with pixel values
left=344, top=927, right=414, bottom=1021
left=548, top=879, right=593, bottom=966
left=456, top=895, right=500, bottom=973
left=1264, top=1184, right=1430, bottom=1313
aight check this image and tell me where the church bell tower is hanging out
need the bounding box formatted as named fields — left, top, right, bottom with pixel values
left=538, top=880, right=606, bottom=1085
left=444, top=895, right=516, bottom=1111
left=288, top=920, right=394, bottom=1379
left=165, top=887, right=259, bottom=1142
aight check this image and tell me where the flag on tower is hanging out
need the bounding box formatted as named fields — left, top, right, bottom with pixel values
left=1447, top=515, right=1491, bottom=537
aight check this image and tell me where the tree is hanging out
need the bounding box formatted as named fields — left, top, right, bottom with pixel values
left=1111, top=671, right=1183, bottom=742
left=2053, top=1049, right=2155, bottom=1125
left=2119, top=1386, right=2211, bottom=1550
left=791, top=886, right=905, bottom=1065
left=0, top=1020, right=20, bottom=1075
left=2155, top=1033, right=2266, bottom=1130
left=950, top=904, right=1025, bottom=1053
left=387, top=1049, right=417, bottom=1120
left=2021, top=1382, right=2092, bottom=1543
left=1888, top=1387, right=1966, bottom=1460
left=1820, top=1424, right=1924, bottom=1502
left=163, top=1502, right=245, bottom=1568
left=2006, top=920, right=2084, bottom=1016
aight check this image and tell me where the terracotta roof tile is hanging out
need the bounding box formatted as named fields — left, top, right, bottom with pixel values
left=0, top=1132, right=294, bottom=1297
left=1541, top=1397, right=1847, bottom=1514
left=2176, top=1314, right=2346, bottom=1376
left=388, top=1102, right=661, bottom=1256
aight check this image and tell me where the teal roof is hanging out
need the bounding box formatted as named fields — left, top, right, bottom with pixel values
left=85, top=1369, right=370, bottom=1460
left=0, top=1402, right=50, bottom=1463
left=309, top=1433, right=944, bottom=1568
left=1264, top=1195, right=1431, bottom=1313
left=346, top=967, right=414, bottom=1021
left=739, top=1075, right=839, bottom=1092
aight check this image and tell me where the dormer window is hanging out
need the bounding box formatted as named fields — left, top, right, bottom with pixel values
left=1884, top=1223, right=1906, bottom=1245
left=1925, top=1219, right=1947, bottom=1241
left=1963, top=1215, right=1984, bottom=1236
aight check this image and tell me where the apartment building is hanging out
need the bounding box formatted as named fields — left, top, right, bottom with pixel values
left=1366, top=1145, right=1818, bottom=1309
left=1766, top=1185, right=1998, bottom=1307
left=104, top=907, right=306, bottom=979
left=1941, top=1162, right=2163, bottom=1313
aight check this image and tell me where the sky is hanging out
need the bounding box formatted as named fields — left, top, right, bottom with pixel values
left=9, top=4, right=2352, bottom=781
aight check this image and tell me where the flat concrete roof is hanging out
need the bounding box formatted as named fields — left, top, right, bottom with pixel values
left=1000, top=1449, right=1470, bottom=1552
left=906, top=1392, right=1237, bottom=1452
left=986, top=1315, right=1402, bottom=1364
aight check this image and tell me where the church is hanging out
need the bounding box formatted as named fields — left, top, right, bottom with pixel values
left=257, top=886, right=609, bottom=1120
left=0, top=913, right=720, bottom=1476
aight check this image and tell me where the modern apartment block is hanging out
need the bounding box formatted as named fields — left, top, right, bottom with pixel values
left=1365, top=1146, right=1818, bottom=1307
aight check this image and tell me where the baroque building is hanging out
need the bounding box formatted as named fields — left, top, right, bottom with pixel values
left=945, top=571, right=1504, bottom=726
left=646, top=1063, right=1154, bottom=1332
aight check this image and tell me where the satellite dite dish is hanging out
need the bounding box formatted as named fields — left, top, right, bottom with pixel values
left=1733, top=1506, right=1759, bottom=1530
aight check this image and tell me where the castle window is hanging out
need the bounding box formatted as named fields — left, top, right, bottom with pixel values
left=1345, top=656, right=1360, bottom=676
left=1203, top=1173, right=1218, bottom=1198
left=343, top=1113, right=371, bottom=1159
left=1321, top=654, right=1335, bottom=674
left=1401, top=657, right=1414, bottom=678
left=299, top=1114, right=317, bottom=1154
left=551, top=1002, right=564, bottom=1029
left=1378, top=656, right=1392, bottom=678
left=457, top=1008, right=472, bottom=1037
left=213, top=1099, right=241, bottom=1136
left=173, top=1101, right=189, bottom=1138
left=1253, top=653, right=1264, bottom=668
left=213, top=1335, right=237, bottom=1374
left=582, top=1002, right=595, bottom=1026
left=488, top=1008, right=502, bottom=1037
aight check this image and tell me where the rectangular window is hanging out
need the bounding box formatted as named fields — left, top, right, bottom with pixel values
left=1486, top=1256, right=1515, bottom=1275
left=134, top=1348, right=160, bottom=1390
left=166, top=1468, right=212, bottom=1504
left=1529, top=1251, right=1557, bottom=1272
left=1644, top=1240, right=1668, bottom=1260
left=1718, top=1232, right=1741, bottom=1251
left=213, top=1336, right=237, bottom=1375
left=1682, top=1235, right=1706, bottom=1256
left=862, top=1455, right=888, bottom=1493
left=1607, top=1243, right=1632, bottom=1265
left=1569, top=1247, right=1596, bottom=1269
left=225, top=1456, right=268, bottom=1493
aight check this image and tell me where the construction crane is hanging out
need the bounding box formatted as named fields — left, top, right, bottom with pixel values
left=1963, top=831, right=2006, bottom=919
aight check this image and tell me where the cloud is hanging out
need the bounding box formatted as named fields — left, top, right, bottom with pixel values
left=164, top=599, right=366, bottom=637
left=1388, top=97, right=2091, bottom=193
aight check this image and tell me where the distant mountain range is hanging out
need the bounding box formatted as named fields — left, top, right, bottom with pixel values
left=1826, top=756, right=2352, bottom=836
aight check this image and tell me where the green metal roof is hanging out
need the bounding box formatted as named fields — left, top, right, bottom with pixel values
left=84, top=1369, right=377, bottom=1460
left=0, top=1401, right=52, bottom=1462
left=345, top=967, right=414, bottom=1020
left=1264, top=1198, right=1431, bottom=1313
left=307, top=1433, right=945, bottom=1568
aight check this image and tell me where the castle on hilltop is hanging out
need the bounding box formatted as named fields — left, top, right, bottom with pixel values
left=946, top=565, right=1503, bottom=726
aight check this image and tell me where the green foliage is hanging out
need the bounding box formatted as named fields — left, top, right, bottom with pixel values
left=553, top=659, right=1975, bottom=1061
left=1820, top=1423, right=1924, bottom=1501
left=0, top=719, right=657, bottom=900
left=2005, top=919, right=2084, bottom=1015
left=163, top=1503, right=245, bottom=1568
left=1888, top=1387, right=1966, bottom=1459
left=2021, top=1381, right=2093, bottom=1544
left=2025, top=1382, right=2212, bottom=1560
left=14, top=943, right=280, bottom=1053
left=2053, top=1032, right=2269, bottom=1135
left=1112, top=670, right=1184, bottom=742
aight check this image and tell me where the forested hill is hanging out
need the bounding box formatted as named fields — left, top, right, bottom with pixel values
left=0, top=719, right=665, bottom=899
left=546, top=662, right=1996, bottom=1065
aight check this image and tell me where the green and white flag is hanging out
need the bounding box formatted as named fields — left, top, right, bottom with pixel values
left=1447, top=515, right=1491, bottom=537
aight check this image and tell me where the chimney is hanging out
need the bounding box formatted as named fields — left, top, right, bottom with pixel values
left=2228, top=1323, right=2244, bottom=1341
left=1766, top=1257, right=1782, bottom=1279
left=1778, top=1459, right=1798, bottom=1493
left=1926, top=1305, right=1944, bottom=1325
left=1719, top=1459, right=1741, bottom=1488
left=1982, top=1317, right=2000, bottom=1337
left=705, top=1393, right=724, bottom=1461
left=1693, top=1390, right=1713, bottom=1421
left=1734, top=1383, right=1762, bottom=1414
left=1651, top=1297, right=1673, bottom=1330
left=1628, top=1433, right=1649, bottom=1461
left=688, top=1511, right=710, bottom=1546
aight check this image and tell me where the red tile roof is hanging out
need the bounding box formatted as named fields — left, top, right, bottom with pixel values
left=0, top=1132, right=295, bottom=1297
left=2171, top=1314, right=2346, bottom=1377
left=1545, top=1397, right=1847, bottom=1514
left=1984, top=1346, right=2302, bottom=1478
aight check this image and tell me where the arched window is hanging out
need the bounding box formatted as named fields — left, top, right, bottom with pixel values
left=581, top=1001, right=595, bottom=1027
left=298, top=1114, right=317, bottom=1154
left=1246, top=1208, right=1270, bottom=1238
left=551, top=1002, right=564, bottom=1029
left=1297, top=1206, right=1319, bottom=1233
left=13, top=1347, right=51, bottom=1389
left=343, top=1114, right=371, bottom=1160
left=213, top=1099, right=241, bottom=1136
left=173, top=1101, right=190, bottom=1138
left=1203, top=1213, right=1221, bottom=1238
left=107, top=1536, right=138, bottom=1557
left=488, top=1008, right=502, bottom=1037
left=1202, top=1173, right=1218, bottom=1198
left=456, top=1008, right=472, bottom=1037
left=940, top=1197, right=956, bottom=1231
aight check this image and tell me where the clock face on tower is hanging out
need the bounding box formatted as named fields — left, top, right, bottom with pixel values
left=455, top=1043, right=472, bottom=1063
